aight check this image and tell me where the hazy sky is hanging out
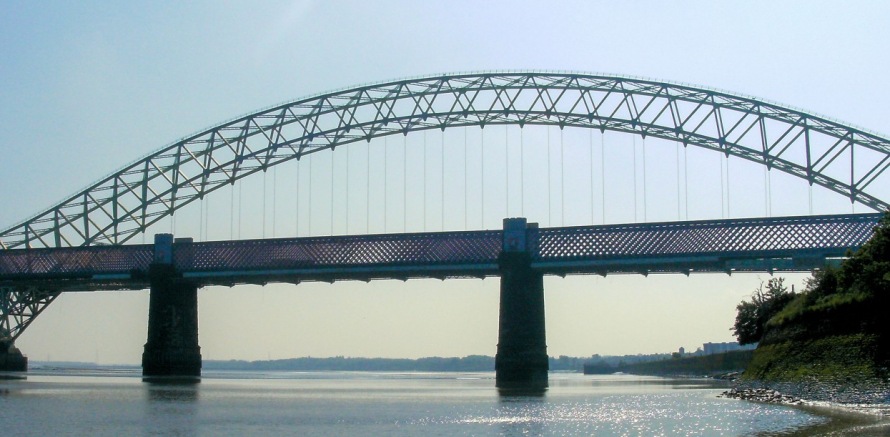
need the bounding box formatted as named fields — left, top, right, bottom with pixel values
left=2, top=1, right=889, bottom=364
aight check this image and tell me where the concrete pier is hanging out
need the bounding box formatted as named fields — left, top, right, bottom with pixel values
left=495, top=218, right=548, bottom=390
left=142, top=235, right=201, bottom=378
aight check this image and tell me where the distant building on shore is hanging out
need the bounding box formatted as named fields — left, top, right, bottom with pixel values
left=702, top=342, right=756, bottom=355
left=674, top=342, right=756, bottom=358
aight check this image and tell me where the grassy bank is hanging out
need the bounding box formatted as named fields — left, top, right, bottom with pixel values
left=737, top=213, right=889, bottom=403
left=745, top=333, right=884, bottom=382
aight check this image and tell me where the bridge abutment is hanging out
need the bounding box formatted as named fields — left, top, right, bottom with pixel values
left=142, top=235, right=201, bottom=378
left=0, top=342, right=27, bottom=372
left=496, top=218, right=548, bottom=390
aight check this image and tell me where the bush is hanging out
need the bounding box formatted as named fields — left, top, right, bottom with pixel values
left=732, top=278, right=794, bottom=345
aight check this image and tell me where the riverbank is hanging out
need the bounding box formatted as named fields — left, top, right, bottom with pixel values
left=721, top=386, right=890, bottom=435
left=726, top=213, right=890, bottom=432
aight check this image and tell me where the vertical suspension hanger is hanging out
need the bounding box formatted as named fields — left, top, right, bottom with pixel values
left=808, top=184, right=813, bottom=215
left=601, top=130, right=606, bottom=225
left=762, top=160, right=768, bottom=218
left=272, top=165, right=277, bottom=238
left=676, top=142, right=681, bottom=221
left=308, top=152, right=313, bottom=236
left=464, top=127, right=468, bottom=230
left=642, top=136, right=647, bottom=223
left=520, top=123, right=525, bottom=218
left=590, top=128, right=594, bottom=224
left=206, top=182, right=211, bottom=241
left=442, top=128, right=446, bottom=230
left=262, top=164, right=267, bottom=238
left=384, top=135, right=388, bottom=233
left=404, top=133, right=408, bottom=232
left=726, top=153, right=731, bottom=219
left=560, top=127, right=565, bottom=226
left=547, top=126, right=552, bottom=226
left=207, top=184, right=212, bottom=240
left=719, top=149, right=725, bottom=219
left=684, top=144, right=688, bottom=220
left=295, top=157, right=300, bottom=237
left=505, top=124, right=509, bottom=218
left=199, top=188, right=204, bottom=241
left=366, top=137, right=370, bottom=234
left=480, top=126, right=484, bottom=229
left=423, top=131, right=427, bottom=231
left=632, top=135, right=637, bottom=222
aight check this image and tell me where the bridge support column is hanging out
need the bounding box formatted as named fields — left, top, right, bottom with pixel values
left=0, top=342, right=27, bottom=372
left=142, top=235, right=201, bottom=378
left=496, top=218, right=548, bottom=390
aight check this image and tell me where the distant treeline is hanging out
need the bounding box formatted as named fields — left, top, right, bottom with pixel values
left=203, top=355, right=613, bottom=372
left=584, top=350, right=754, bottom=376
left=31, top=353, right=677, bottom=373
left=204, top=355, right=495, bottom=372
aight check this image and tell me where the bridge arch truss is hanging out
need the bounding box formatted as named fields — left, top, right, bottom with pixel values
left=2, top=71, right=889, bottom=250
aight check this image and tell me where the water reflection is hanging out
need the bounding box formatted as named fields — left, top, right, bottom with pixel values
left=497, top=386, right=547, bottom=397
left=0, top=372, right=26, bottom=381
left=145, top=380, right=200, bottom=403
left=0, top=371, right=864, bottom=435
left=496, top=393, right=547, bottom=436
left=144, top=379, right=200, bottom=435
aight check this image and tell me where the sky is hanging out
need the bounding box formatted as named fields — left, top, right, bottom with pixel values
left=2, top=1, right=889, bottom=364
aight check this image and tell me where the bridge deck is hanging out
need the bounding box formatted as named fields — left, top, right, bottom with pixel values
left=0, top=213, right=880, bottom=291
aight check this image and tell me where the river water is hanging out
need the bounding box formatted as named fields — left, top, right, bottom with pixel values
left=0, top=369, right=887, bottom=436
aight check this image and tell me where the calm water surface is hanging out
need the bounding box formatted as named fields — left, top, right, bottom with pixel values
left=0, top=370, right=883, bottom=436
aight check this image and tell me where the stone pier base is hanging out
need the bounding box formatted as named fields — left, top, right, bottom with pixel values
left=495, top=250, right=548, bottom=390
left=142, top=263, right=202, bottom=377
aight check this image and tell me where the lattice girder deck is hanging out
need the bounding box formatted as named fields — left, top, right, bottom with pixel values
left=0, top=213, right=878, bottom=284
left=0, top=213, right=881, bottom=344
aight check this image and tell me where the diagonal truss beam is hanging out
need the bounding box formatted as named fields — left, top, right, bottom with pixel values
left=0, top=285, right=60, bottom=346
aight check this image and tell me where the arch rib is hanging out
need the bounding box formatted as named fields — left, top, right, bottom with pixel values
left=1, top=72, right=889, bottom=250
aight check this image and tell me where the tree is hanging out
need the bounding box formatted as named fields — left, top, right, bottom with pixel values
left=732, top=277, right=794, bottom=345
left=798, top=213, right=890, bottom=332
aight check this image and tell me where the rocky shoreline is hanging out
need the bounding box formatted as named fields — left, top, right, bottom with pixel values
left=719, top=381, right=890, bottom=419
left=719, top=387, right=803, bottom=405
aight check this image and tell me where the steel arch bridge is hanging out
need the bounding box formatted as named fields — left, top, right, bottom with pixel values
left=1, top=71, right=889, bottom=251
left=3, top=71, right=890, bottom=366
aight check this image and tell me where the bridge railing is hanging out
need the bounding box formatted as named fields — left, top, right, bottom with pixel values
left=175, top=230, right=502, bottom=282
left=0, top=244, right=153, bottom=280
left=530, top=213, right=880, bottom=274
left=534, top=214, right=878, bottom=260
